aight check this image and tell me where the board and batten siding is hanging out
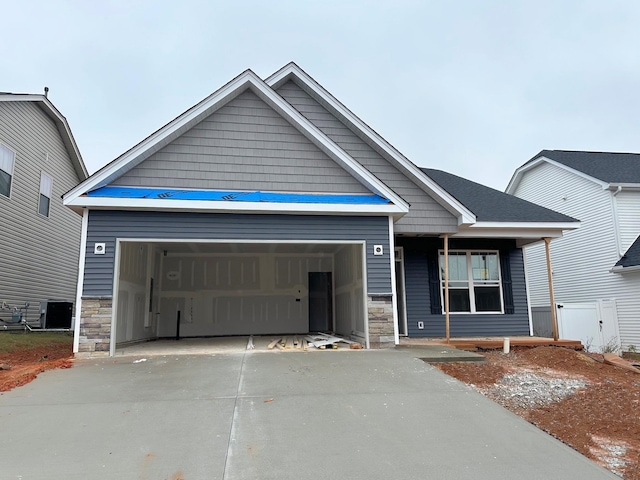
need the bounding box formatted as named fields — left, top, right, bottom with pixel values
left=276, top=80, right=458, bottom=234
left=0, top=101, right=83, bottom=311
left=513, top=161, right=640, bottom=350
left=83, top=210, right=391, bottom=297
left=397, top=237, right=530, bottom=337
left=112, top=90, right=370, bottom=195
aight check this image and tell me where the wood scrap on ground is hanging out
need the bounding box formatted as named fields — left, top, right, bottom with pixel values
left=265, top=333, right=362, bottom=351
left=305, top=333, right=361, bottom=350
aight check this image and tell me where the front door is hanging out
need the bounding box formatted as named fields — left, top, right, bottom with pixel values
left=309, top=272, right=333, bottom=332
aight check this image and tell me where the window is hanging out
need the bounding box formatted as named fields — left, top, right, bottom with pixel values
left=38, top=172, right=52, bottom=217
left=0, top=143, right=15, bottom=198
left=439, top=251, right=503, bottom=313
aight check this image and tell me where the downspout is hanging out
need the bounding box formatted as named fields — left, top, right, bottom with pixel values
left=611, top=186, right=624, bottom=257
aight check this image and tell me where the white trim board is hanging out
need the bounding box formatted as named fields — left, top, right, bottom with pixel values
left=0, top=94, right=88, bottom=180
left=507, top=156, right=609, bottom=194
left=65, top=195, right=406, bottom=216
left=63, top=70, right=409, bottom=215
left=266, top=63, right=476, bottom=225
left=73, top=209, right=89, bottom=353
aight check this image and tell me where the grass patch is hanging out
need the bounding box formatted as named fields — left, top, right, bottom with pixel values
left=0, top=332, right=73, bottom=354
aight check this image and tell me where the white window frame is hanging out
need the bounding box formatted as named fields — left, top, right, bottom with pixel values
left=0, top=143, right=16, bottom=199
left=438, top=249, right=504, bottom=314
left=38, top=171, right=53, bottom=217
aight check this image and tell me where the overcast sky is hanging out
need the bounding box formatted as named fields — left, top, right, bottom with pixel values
left=3, top=1, right=639, bottom=190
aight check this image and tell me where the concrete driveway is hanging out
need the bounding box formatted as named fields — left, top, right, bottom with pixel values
left=0, top=348, right=616, bottom=479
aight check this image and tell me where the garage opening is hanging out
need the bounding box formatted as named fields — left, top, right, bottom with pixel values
left=113, top=241, right=367, bottom=352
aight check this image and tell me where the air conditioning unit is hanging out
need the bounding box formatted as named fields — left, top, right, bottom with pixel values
left=40, top=301, right=73, bottom=329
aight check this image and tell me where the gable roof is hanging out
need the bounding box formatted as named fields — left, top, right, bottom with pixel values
left=0, top=93, right=88, bottom=180
left=266, top=63, right=476, bottom=226
left=422, top=168, right=577, bottom=223
left=507, top=149, right=640, bottom=193
left=63, top=69, right=409, bottom=216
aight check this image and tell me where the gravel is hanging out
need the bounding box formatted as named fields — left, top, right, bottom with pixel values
left=475, top=371, right=588, bottom=409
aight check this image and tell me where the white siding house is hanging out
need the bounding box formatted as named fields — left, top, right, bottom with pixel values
left=0, top=93, right=88, bottom=325
left=507, top=150, right=640, bottom=351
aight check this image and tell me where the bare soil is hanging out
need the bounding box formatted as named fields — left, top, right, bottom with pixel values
left=436, top=346, right=640, bottom=479
left=0, top=334, right=73, bottom=392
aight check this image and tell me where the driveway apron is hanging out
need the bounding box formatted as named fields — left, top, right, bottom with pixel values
left=0, top=349, right=617, bottom=479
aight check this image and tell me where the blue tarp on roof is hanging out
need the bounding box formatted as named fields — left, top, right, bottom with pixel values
left=87, top=186, right=391, bottom=205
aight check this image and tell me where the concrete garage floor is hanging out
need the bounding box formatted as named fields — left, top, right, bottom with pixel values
left=116, top=336, right=254, bottom=356
left=0, top=349, right=616, bottom=479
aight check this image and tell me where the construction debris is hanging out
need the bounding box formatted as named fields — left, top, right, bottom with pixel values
left=305, top=333, right=358, bottom=349
left=265, top=333, right=362, bottom=351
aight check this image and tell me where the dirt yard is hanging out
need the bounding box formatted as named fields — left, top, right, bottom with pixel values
left=0, top=332, right=73, bottom=392
left=436, top=346, right=640, bottom=479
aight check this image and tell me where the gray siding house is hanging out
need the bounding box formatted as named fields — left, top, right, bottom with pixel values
left=64, top=63, right=577, bottom=356
left=0, top=93, right=88, bottom=323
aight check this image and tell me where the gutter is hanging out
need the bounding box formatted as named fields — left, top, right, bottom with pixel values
left=610, top=264, right=640, bottom=274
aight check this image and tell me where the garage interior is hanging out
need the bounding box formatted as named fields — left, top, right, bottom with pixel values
left=113, top=241, right=367, bottom=352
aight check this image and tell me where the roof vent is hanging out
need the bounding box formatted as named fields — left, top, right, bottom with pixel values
left=44, top=86, right=49, bottom=98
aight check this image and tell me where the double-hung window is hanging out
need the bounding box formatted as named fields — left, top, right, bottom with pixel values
left=0, top=143, right=15, bottom=198
left=439, top=251, right=503, bottom=313
left=39, top=172, right=52, bottom=217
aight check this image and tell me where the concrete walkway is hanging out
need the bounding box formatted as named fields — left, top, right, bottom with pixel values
left=0, top=349, right=616, bottom=479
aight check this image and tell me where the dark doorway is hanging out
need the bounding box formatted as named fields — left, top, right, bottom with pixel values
left=309, top=272, right=333, bottom=332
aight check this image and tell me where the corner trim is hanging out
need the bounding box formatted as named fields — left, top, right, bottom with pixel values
left=73, top=208, right=88, bottom=353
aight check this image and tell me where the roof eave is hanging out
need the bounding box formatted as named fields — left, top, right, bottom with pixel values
left=455, top=221, right=580, bottom=247
left=507, top=155, right=610, bottom=194
left=64, top=196, right=407, bottom=216
left=611, top=264, right=640, bottom=274
left=0, top=94, right=88, bottom=181
left=64, top=69, right=409, bottom=213
left=606, top=183, right=640, bottom=191
left=265, top=63, right=476, bottom=226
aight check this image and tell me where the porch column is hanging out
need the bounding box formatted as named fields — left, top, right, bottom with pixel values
left=544, top=237, right=559, bottom=341
left=444, top=233, right=450, bottom=343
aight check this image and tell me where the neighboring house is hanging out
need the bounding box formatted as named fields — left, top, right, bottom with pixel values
left=507, top=150, right=640, bottom=351
left=0, top=93, right=88, bottom=324
left=63, top=63, right=577, bottom=356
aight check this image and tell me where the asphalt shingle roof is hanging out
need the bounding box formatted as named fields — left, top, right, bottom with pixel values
left=531, top=150, right=640, bottom=184
left=422, top=168, right=578, bottom=223
left=615, top=236, right=640, bottom=268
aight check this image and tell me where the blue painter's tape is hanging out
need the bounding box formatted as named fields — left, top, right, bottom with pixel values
left=87, top=186, right=391, bottom=205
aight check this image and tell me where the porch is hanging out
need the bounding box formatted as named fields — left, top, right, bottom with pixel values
left=398, top=336, right=583, bottom=351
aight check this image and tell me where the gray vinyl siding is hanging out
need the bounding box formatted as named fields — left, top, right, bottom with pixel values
left=0, top=102, right=83, bottom=313
left=276, top=81, right=458, bottom=234
left=531, top=306, right=553, bottom=337
left=397, top=237, right=530, bottom=337
left=112, top=90, right=370, bottom=195
left=83, top=210, right=391, bottom=296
